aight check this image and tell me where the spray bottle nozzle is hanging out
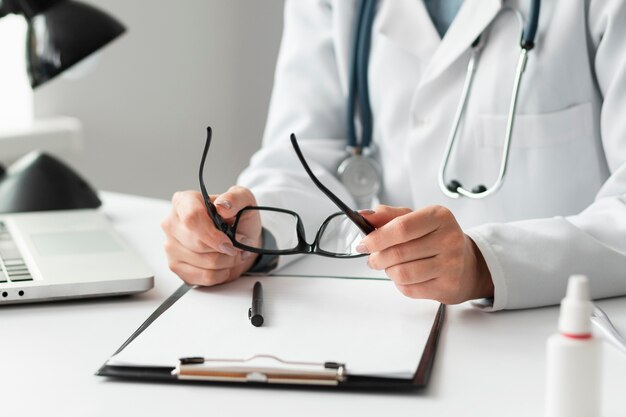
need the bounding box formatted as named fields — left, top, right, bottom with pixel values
left=559, top=275, right=593, bottom=337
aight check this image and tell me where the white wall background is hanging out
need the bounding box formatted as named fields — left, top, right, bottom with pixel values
left=34, top=0, right=285, bottom=199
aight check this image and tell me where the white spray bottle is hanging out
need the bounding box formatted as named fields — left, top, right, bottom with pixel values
left=546, top=274, right=602, bottom=417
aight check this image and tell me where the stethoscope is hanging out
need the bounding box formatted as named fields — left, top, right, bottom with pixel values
left=339, top=0, right=542, bottom=205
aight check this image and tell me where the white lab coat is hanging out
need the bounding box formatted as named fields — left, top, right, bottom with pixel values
left=238, top=0, right=626, bottom=310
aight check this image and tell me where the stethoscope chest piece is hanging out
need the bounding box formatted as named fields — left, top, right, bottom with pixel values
left=337, top=151, right=382, bottom=208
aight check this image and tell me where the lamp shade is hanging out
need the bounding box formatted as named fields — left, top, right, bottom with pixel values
left=26, top=0, right=125, bottom=88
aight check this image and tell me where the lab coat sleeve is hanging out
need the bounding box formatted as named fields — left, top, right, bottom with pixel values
left=237, top=0, right=356, bottom=261
left=467, top=1, right=626, bottom=311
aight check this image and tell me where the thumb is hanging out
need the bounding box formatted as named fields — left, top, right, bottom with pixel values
left=213, top=186, right=257, bottom=220
left=358, top=205, right=412, bottom=228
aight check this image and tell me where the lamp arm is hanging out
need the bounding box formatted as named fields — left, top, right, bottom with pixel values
left=0, top=0, right=16, bottom=17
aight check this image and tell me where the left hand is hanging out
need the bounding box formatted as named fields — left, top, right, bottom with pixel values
left=356, top=205, right=494, bottom=304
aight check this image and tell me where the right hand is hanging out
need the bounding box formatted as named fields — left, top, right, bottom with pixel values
left=161, top=186, right=262, bottom=286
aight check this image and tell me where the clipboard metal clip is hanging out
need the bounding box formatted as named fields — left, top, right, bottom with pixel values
left=174, top=354, right=346, bottom=386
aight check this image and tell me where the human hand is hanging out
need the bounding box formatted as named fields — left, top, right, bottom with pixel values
left=161, top=186, right=262, bottom=286
left=356, top=205, right=493, bottom=304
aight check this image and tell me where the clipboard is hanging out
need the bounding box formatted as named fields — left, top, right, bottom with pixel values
left=97, top=278, right=446, bottom=391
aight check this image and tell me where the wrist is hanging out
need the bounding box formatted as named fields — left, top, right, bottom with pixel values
left=467, top=235, right=494, bottom=299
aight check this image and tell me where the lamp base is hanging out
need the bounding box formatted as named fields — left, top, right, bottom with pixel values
left=0, top=151, right=101, bottom=213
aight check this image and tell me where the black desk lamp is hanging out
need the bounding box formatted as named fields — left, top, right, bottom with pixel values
left=0, top=0, right=125, bottom=212
left=0, top=0, right=126, bottom=87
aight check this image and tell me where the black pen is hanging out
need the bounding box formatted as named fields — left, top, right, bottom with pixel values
left=248, top=281, right=264, bottom=327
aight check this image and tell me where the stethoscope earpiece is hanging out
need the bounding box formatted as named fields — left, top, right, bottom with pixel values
left=472, top=185, right=487, bottom=194
left=446, top=180, right=462, bottom=194
left=446, top=181, right=488, bottom=197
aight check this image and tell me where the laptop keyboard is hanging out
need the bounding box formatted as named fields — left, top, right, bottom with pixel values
left=0, top=221, right=33, bottom=283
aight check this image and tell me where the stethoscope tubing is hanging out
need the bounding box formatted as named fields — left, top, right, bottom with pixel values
left=347, top=0, right=541, bottom=200
left=523, top=0, right=541, bottom=49
left=347, top=0, right=377, bottom=152
left=440, top=7, right=534, bottom=199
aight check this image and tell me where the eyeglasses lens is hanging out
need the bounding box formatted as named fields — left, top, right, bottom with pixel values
left=233, top=208, right=300, bottom=251
left=317, top=214, right=366, bottom=256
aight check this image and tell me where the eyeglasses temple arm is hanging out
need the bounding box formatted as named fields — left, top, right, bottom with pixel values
left=199, top=127, right=229, bottom=233
left=290, top=133, right=375, bottom=235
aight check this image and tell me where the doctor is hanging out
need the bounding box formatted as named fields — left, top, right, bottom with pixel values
left=161, top=0, right=626, bottom=310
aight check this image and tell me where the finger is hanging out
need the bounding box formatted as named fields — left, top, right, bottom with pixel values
left=166, top=211, right=238, bottom=256
left=367, top=232, right=441, bottom=270
left=358, top=205, right=412, bottom=227
left=394, top=279, right=441, bottom=301
left=161, top=210, right=210, bottom=254
left=384, top=257, right=440, bottom=286
left=173, top=192, right=217, bottom=234
left=168, top=261, right=232, bottom=287
left=164, top=237, right=238, bottom=270
left=169, top=193, right=236, bottom=254
left=359, top=205, right=451, bottom=253
left=394, top=279, right=467, bottom=305
left=213, top=185, right=257, bottom=220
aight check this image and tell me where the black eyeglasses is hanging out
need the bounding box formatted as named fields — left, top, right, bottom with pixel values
left=199, top=127, right=375, bottom=258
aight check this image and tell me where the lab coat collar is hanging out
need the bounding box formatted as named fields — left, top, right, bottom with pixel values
left=422, top=0, right=503, bottom=85
left=376, top=0, right=441, bottom=62
left=375, top=0, right=503, bottom=86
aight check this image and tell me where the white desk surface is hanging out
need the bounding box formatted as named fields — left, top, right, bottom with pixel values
left=2, top=192, right=625, bottom=417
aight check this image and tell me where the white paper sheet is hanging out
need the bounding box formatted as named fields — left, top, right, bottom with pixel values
left=272, top=254, right=389, bottom=279
left=109, top=276, right=440, bottom=378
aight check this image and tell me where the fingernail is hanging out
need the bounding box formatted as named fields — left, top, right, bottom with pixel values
left=236, top=234, right=252, bottom=246
left=359, top=209, right=376, bottom=215
left=241, top=251, right=252, bottom=261
left=356, top=243, right=369, bottom=254
left=366, top=257, right=373, bottom=269
left=215, top=200, right=232, bottom=210
left=218, top=242, right=237, bottom=256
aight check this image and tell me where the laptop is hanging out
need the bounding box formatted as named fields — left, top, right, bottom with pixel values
left=0, top=209, right=154, bottom=305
